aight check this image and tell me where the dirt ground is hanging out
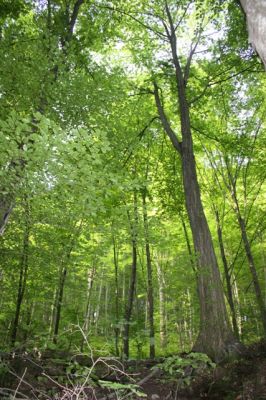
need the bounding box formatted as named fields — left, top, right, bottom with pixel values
left=0, top=340, right=266, bottom=399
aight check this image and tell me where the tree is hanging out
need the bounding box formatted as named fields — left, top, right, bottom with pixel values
left=239, top=0, right=266, bottom=68
left=0, top=0, right=85, bottom=235
left=0, top=0, right=265, bottom=361
left=118, top=0, right=242, bottom=360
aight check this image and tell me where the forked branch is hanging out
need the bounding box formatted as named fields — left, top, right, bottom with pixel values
left=153, top=82, right=182, bottom=154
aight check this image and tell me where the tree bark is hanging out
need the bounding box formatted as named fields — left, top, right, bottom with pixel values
left=239, top=0, right=266, bottom=68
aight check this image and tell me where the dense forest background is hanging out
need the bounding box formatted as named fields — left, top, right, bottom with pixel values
left=0, top=0, right=265, bottom=363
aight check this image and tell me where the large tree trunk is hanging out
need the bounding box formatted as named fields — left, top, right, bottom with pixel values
left=152, top=3, right=242, bottom=361
left=239, top=0, right=266, bottom=68
left=181, top=139, right=237, bottom=360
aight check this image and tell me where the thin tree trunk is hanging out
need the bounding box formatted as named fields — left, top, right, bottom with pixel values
left=94, top=277, right=103, bottom=333
left=10, top=197, right=30, bottom=346
left=259, top=232, right=266, bottom=306
left=104, top=284, right=109, bottom=336
left=49, top=287, right=57, bottom=338
left=214, top=209, right=239, bottom=339
left=233, top=277, right=242, bottom=336
left=156, top=258, right=167, bottom=350
left=123, top=190, right=138, bottom=359
left=0, top=198, right=13, bottom=236
left=53, top=221, right=83, bottom=344
left=229, top=183, right=266, bottom=334
left=53, top=266, right=67, bottom=344
left=142, top=190, right=155, bottom=359
left=81, top=265, right=95, bottom=351
left=112, top=232, right=120, bottom=356
left=23, top=302, right=34, bottom=342
left=187, top=289, right=194, bottom=347
left=237, top=210, right=266, bottom=334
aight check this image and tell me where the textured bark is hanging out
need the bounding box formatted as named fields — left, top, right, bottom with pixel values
left=181, top=141, right=237, bottom=360
left=240, top=0, right=266, bottom=68
left=142, top=190, right=155, bottom=359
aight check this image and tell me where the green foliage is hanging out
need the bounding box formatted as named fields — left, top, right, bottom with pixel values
left=0, top=0, right=265, bottom=362
left=155, top=352, right=215, bottom=387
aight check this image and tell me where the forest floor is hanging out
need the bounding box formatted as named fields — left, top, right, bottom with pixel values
left=0, top=340, right=266, bottom=400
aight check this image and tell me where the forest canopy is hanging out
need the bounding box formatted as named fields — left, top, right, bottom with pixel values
left=0, top=0, right=265, bottom=365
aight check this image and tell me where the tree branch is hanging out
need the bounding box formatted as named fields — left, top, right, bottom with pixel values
left=95, top=3, right=167, bottom=38
left=122, top=116, right=159, bottom=166
left=66, top=0, right=84, bottom=43
left=153, top=82, right=182, bottom=154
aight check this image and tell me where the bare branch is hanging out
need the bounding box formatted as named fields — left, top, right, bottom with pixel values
left=174, top=2, right=192, bottom=32
left=189, top=63, right=261, bottom=105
